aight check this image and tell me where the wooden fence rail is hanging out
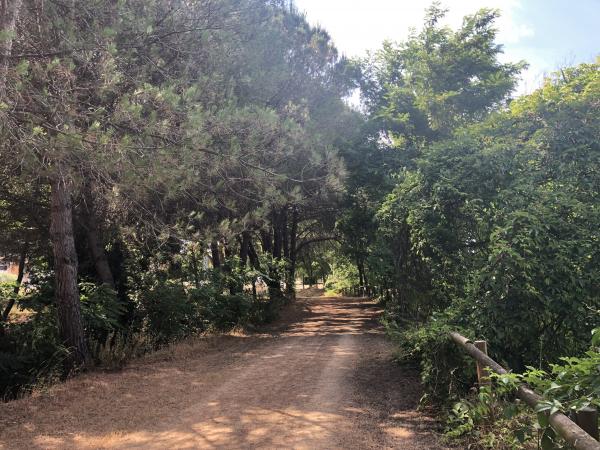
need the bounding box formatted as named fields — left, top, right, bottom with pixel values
left=450, top=332, right=600, bottom=450
left=341, top=285, right=399, bottom=301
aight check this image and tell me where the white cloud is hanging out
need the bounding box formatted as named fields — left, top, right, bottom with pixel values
left=294, top=0, right=540, bottom=94
left=295, top=0, right=535, bottom=57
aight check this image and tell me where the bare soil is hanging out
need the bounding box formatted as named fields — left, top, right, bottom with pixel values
left=0, top=291, right=445, bottom=449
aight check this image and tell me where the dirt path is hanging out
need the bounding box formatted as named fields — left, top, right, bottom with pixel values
left=0, top=292, right=444, bottom=449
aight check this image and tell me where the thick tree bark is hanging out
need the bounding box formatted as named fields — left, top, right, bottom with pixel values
left=83, top=202, right=115, bottom=289
left=50, top=173, right=90, bottom=370
left=1, top=242, right=27, bottom=328
left=210, top=240, right=221, bottom=269
left=0, top=0, right=23, bottom=97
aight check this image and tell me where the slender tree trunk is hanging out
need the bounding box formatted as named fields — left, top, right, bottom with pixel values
left=248, top=241, right=260, bottom=270
left=223, top=239, right=232, bottom=259
left=0, top=0, right=23, bottom=97
left=83, top=202, right=115, bottom=289
left=240, top=231, right=251, bottom=266
left=50, top=172, right=90, bottom=371
left=272, top=213, right=282, bottom=259
left=247, top=241, right=260, bottom=301
left=357, top=258, right=365, bottom=287
left=281, top=207, right=289, bottom=259
left=260, top=229, right=272, bottom=254
left=190, top=247, right=200, bottom=289
left=287, top=207, right=298, bottom=295
left=267, top=214, right=283, bottom=299
left=222, top=239, right=239, bottom=294
left=210, top=240, right=221, bottom=269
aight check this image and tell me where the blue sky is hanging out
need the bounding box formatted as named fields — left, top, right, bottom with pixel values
left=294, top=0, right=599, bottom=95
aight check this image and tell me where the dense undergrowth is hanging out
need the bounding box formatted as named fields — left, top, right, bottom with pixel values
left=332, top=7, right=600, bottom=447
left=0, top=0, right=353, bottom=400
left=0, top=259, right=286, bottom=400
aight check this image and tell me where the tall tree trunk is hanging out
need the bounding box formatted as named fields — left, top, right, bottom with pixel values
left=50, top=172, right=90, bottom=371
left=287, top=207, right=298, bottom=295
left=357, top=258, right=365, bottom=287
left=210, top=240, right=221, bottom=269
left=248, top=240, right=260, bottom=270
left=190, top=247, right=200, bottom=289
left=281, top=207, right=289, bottom=259
left=239, top=231, right=251, bottom=267
left=247, top=241, right=261, bottom=301
left=269, top=212, right=284, bottom=299
left=222, top=239, right=239, bottom=294
left=223, top=239, right=232, bottom=259
left=361, top=261, right=369, bottom=286
left=260, top=229, right=272, bottom=254
left=272, top=212, right=282, bottom=259
left=83, top=198, right=115, bottom=289
left=0, top=0, right=23, bottom=97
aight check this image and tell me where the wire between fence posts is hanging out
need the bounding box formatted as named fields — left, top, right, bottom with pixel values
left=450, top=332, right=600, bottom=450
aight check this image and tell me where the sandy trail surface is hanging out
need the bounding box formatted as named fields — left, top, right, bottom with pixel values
left=0, top=291, right=445, bottom=449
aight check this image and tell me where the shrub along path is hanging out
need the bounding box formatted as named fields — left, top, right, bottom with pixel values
left=0, top=291, right=444, bottom=449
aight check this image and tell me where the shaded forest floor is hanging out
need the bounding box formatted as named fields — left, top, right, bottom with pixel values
left=0, top=290, right=445, bottom=449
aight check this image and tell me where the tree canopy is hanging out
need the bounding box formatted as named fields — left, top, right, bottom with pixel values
left=1, top=5, right=599, bottom=446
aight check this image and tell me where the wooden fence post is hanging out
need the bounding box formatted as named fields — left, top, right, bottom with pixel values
left=474, top=340, right=491, bottom=387
left=576, top=407, right=599, bottom=441
left=450, top=332, right=600, bottom=450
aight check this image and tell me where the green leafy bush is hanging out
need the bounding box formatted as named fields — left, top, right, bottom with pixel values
left=140, top=283, right=198, bottom=345
left=323, top=257, right=359, bottom=294
left=444, top=385, right=537, bottom=449
left=0, top=311, right=68, bottom=399
left=79, top=283, right=127, bottom=342
left=190, top=287, right=251, bottom=331
left=385, top=309, right=475, bottom=404
left=377, top=66, right=600, bottom=432
left=439, top=328, right=600, bottom=449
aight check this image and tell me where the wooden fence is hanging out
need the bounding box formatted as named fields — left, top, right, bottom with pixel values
left=451, top=332, right=600, bottom=450
left=340, top=287, right=599, bottom=448
left=341, top=285, right=401, bottom=301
